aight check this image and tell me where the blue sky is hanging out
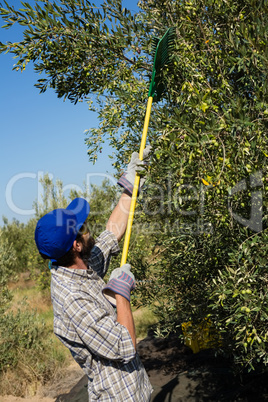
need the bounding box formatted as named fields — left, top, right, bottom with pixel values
left=0, top=0, right=125, bottom=225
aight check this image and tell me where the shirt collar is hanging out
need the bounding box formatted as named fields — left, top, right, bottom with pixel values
left=51, top=264, right=96, bottom=280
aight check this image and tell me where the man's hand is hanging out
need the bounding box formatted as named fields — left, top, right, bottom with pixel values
left=102, top=264, right=135, bottom=306
left=117, top=145, right=151, bottom=195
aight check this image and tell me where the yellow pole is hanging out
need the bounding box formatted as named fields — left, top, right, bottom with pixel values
left=120, top=96, right=153, bottom=266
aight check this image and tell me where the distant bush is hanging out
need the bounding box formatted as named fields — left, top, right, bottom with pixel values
left=0, top=229, right=17, bottom=281
left=1, top=218, right=38, bottom=274
left=0, top=297, right=68, bottom=397
left=0, top=229, right=17, bottom=313
left=0, top=303, right=46, bottom=372
left=0, top=229, right=67, bottom=397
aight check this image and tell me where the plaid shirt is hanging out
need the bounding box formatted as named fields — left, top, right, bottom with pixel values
left=51, top=230, right=153, bottom=401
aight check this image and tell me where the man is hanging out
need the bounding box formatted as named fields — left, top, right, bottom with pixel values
left=35, top=149, right=153, bottom=401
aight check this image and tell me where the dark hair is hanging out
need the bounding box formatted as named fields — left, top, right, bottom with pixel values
left=54, top=246, right=77, bottom=267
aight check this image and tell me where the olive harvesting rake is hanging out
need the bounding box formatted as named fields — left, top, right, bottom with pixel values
left=120, top=27, right=176, bottom=266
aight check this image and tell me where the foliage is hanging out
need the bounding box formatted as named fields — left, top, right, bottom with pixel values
left=0, top=0, right=152, bottom=163
left=1, top=0, right=268, bottom=373
left=132, top=0, right=268, bottom=373
left=133, top=306, right=158, bottom=340
left=0, top=301, right=46, bottom=372
left=0, top=228, right=17, bottom=281
left=34, top=173, right=68, bottom=219
left=0, top=296, right=68, bottom=397
left=0, top=0, right=148, bottom=101
left=210, top=232, right=268, bottom=370
left=0, top=217, right=37, bottom=274
left=0, top=229, right=17, bottom=313
left=85, top=178, right=118, bottom=237
left=0, top=226, right=66, bottom=395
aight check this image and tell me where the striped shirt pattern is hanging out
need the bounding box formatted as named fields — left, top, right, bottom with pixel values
left=50, top=230, right=153, bottom=401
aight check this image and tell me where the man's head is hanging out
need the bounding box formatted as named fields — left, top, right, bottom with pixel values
left=35, top=198, right=94, bottom=266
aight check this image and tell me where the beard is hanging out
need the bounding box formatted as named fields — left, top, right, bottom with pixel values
left=79, top=234, right=95, bottom=265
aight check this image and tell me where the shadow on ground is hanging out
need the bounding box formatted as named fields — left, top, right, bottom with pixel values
left=54, top=333, right=268, bottom=401
left=139, top=333, right=268, bottom=401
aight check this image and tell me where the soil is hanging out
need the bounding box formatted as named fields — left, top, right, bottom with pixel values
left=1, top=332, right=268, bottom=402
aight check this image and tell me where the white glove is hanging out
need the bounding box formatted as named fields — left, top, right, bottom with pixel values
left=102, top=264, right=136, bottom=307
left=117, top=145, right=151, bottom=195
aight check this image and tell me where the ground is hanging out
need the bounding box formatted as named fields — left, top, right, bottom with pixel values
left=1, top=332, right=267, bottom=402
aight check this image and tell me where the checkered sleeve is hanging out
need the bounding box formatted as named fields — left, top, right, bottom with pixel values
left=88, top=230, right=120, bottom=278
left=63, top=292, right=136, bottom=363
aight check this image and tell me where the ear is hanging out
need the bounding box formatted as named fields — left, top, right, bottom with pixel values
left=73, top=239, right=82, bottom=253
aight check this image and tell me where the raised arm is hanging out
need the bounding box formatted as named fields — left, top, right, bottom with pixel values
left=106, top=190, right=132, bottom=242
left=107, top=146, right=151, bottom=242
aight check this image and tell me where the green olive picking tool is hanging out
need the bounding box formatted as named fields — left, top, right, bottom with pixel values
left=121, top=27, right=176, bottom=266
